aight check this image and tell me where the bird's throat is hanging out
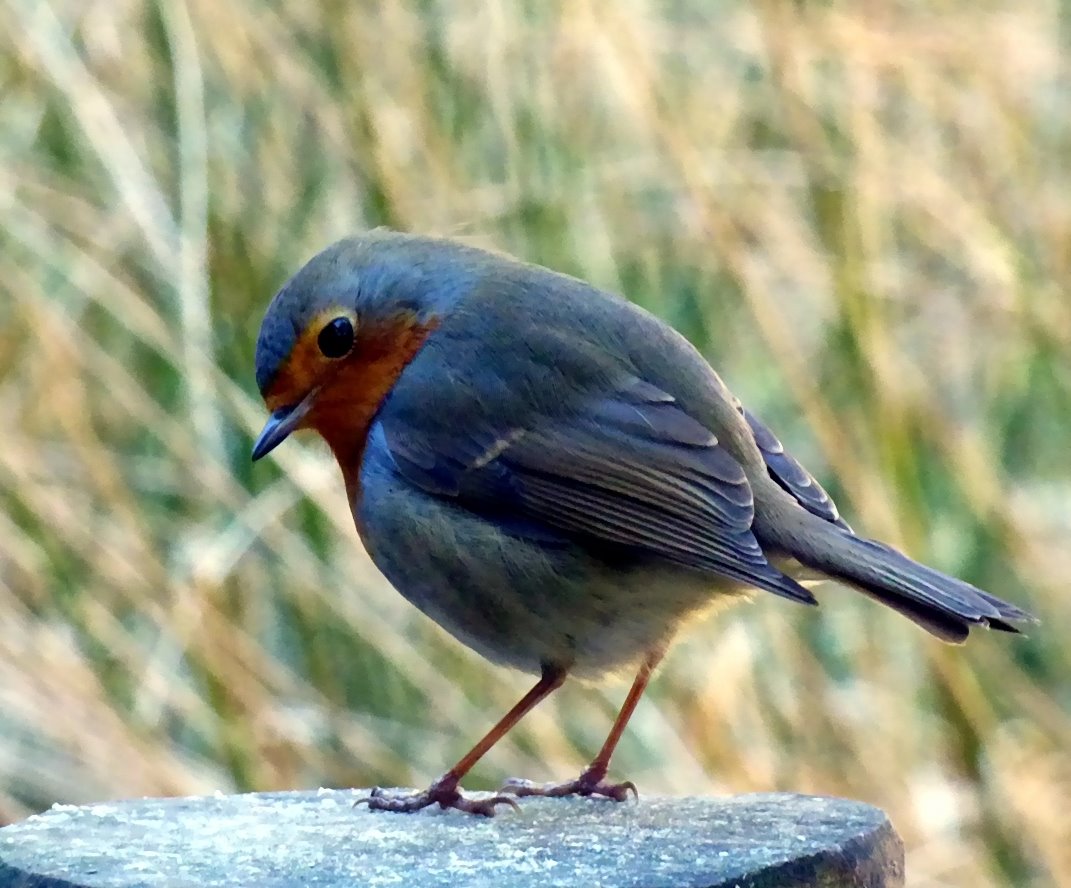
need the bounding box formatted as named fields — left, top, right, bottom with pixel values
left=309, top=316, right=439, bottom=500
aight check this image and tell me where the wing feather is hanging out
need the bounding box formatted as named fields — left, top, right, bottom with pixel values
left=743, top=408, right=852, bottom=531
left=380, top=378, right=816, bottom=605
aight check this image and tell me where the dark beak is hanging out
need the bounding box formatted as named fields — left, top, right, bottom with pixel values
left=251, top=388, right=319, bottom=461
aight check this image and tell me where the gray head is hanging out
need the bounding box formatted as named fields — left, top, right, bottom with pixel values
left=254, top=229, right=495, bottom=395
left=250, top=229, right=497, bottom=461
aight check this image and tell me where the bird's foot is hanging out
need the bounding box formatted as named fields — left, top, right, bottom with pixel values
left=354, top=774, right=519, bottom=817
left=500, top=765, right=637, bottom=802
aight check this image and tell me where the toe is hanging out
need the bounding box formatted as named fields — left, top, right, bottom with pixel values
left=499, top=778, right=545, bottom=797
left=600, top=780, right=637, bottom=802
left=500, top=775, right=638, bottom=802
left=353, top=784, right=518, bottom=816
left=460, top=794, right=520, bottom=817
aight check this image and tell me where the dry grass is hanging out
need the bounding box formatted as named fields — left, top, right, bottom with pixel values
left=1, top=1, right=1069, bottom=885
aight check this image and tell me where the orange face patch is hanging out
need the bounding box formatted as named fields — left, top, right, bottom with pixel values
left=265, top=310, right=439, bottom=488
left=263, top=306, right=358, bottom=414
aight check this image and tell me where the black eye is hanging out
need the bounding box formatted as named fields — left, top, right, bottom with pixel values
left=317, top=317, right=354, bottom=358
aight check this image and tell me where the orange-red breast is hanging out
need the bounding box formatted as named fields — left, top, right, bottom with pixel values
left=252, top=230, right=1035, bottom=815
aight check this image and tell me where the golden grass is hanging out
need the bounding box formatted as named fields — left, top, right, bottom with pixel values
left=1, top=1, right=1069, bottom=884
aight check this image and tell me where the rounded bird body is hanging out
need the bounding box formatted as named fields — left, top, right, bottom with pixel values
left=359, top=430, right=735, bottom=678
left=252, top=229, right=1034, bottom=815
left=354, top=250, right=783, bottom=679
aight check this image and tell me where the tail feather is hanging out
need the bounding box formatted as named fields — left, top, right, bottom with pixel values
left=763, top=511, right=1037, bottom=644
left=849, top=537, right=1030, bottom=627
left=857, top=588, right=972, bottom=644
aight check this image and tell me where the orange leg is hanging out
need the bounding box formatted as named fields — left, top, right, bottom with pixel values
left=502, top=648, right=664, bottom=801
left=360, top=664, right=567, bottom=816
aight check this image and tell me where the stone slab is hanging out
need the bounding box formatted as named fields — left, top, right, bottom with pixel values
left=0, top=789, right=903, bottom=887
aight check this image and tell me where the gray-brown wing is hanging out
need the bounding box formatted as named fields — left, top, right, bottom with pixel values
left=742, top=408, right=852, bottom=531
left=381, top=378, right=817, bottom=605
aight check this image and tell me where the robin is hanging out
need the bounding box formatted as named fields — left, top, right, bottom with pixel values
left=252, top=229, right=1035, bottom=816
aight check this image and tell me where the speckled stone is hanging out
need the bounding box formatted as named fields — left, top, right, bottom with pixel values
left=0, top=790, right=903, bottom=887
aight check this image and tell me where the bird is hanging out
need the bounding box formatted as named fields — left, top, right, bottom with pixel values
left=251, top=229, right=1035, bottom=816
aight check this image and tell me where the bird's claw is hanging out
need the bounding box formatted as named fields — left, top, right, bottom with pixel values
left=500, top=772, right=637, bottom=802
left=354, top=781, right=519, bottom=817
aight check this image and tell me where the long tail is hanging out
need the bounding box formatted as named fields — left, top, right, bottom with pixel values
left=758, top=509, right=1037, bottom=644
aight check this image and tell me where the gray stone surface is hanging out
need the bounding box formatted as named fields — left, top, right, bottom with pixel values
left=0, top=789, right=903, bottom=887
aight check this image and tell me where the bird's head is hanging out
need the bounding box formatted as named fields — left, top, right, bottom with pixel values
left=251, top=230, right=475, bottom=466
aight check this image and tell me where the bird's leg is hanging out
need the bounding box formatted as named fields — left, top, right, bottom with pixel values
left=358, top=663, right=567, bottom=816
left=501, top=648, right=664, bottom=802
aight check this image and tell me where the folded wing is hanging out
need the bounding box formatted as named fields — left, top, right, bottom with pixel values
left=381, top=377, right=816, bottom=605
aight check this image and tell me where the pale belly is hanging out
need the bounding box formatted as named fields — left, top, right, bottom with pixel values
left=358, top=460, right=753, bottom=679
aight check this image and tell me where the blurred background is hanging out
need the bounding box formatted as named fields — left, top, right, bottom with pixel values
left=1, top=0, right=1068, bottom=885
